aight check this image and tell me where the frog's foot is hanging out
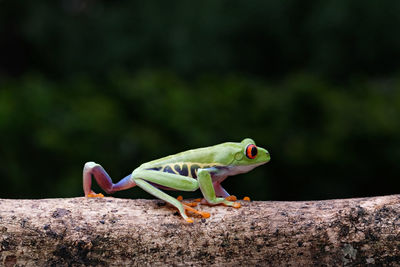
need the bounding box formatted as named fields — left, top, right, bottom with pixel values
left=225, top=195, right=250, bottom=201
left=183, top=204, right=210, bottom=219
left=218, top=197, right=241, bottom=208
left=199, top=197, right=241, bottom=209
left=87, top=191, right=104, bottom=198
left=224, top=201, right=241, bottom=209
left=176, top=195, right=199, bottom=207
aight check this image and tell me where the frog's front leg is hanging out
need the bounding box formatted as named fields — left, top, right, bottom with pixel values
left=213, top=182, right=229, bottom=198
left=131, top=170, right=209, bottom=223
left=198, top=169, right=241, bottom=208
left=213, top=182, right=238, bottom=201
left=83, top=162, right=136, bottom=197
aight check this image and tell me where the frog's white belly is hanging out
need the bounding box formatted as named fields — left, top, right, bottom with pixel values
left=211, top=162, right=266, bottom=183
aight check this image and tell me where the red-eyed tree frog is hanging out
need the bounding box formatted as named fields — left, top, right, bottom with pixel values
left=83, top=138, right=270, bottom=223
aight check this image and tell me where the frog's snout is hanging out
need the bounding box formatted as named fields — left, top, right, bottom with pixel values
left=265, top=150, right=271, bottom=162
left=258, top=147, right=270, bottom=163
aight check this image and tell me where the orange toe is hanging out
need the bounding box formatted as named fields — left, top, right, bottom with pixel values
left=225, top=195, right=237, bottom=201
left=183, top=204, right=210, bottom=219
left=177, top=195, right=183, bottom=201
left=233, top=202, right=241, bottom=209
left=202, top=212, right=210, bottom=218
left=87, top=193, right=104, bottom=198
left=243, top=196, right=251, bottom=201
left=186, top=218, right=194, bottom=223
left=194, top=198, right=202, bottom=202
left=185, top=202, right=198, bottom=207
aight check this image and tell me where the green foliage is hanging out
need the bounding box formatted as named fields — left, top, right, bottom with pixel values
left=2, top=1, right=400, bottom=79
left=1, top=72, right=400, bottom=200
left=2, top=1, right=400, bottom=200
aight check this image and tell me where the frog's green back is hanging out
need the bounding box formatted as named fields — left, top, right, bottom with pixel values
left=139, top=138, right=270, bottom=170
left=140, top=142, right=239, bottom=168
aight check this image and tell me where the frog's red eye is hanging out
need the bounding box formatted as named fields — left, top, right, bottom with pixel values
left=246, top=144, right=258, bottom=159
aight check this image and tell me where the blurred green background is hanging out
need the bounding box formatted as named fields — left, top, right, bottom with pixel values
left=1, top=1, right=400, bottom=201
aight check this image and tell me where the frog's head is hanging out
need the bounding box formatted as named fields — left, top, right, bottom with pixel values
left=234, top=138, right=270, bottom=165
left=214, top=138, right=270, bottom=171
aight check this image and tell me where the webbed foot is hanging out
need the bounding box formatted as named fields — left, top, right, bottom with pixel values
left=176, top=195, right=199, bottom=207
left=183, top=204, right=210, bottom=219
left=175, top=196, right=210, bottom=220
left=197, top=197, right=241, bottom=209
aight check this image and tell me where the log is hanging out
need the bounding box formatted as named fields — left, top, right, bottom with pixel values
left=1, top=195, right=400, bottom=266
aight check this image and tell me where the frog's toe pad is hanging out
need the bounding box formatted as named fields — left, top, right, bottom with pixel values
left=202, top=212, right=210, bottom=218
left=225, top=195, right=237, bottom=201
left=185, top=218, right=194, bottom=223
left=185, top=202, right=198, bottom=207
left=87, top=193, right=104, bottom=198
left=233, top=202, right=241, bottom=209
left=176, top=196, right=199, bottom=207
left=243, top=196, right=251, bottom=201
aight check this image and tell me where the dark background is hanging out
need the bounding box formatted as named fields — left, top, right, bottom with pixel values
left=1, top=1, right=400, bottom=201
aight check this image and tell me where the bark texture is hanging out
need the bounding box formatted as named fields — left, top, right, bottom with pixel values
left=1, top=195, right=400, bottom=266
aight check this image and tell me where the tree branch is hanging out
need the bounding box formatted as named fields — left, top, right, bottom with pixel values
left=1, top=195, right=400, bottom=266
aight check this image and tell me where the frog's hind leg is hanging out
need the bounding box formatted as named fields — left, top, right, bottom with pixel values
left=134, top=178, right=195, bottom=223
left=83, top=162, right=136, bottom=197
left=131, top=170, right=209, bottom=222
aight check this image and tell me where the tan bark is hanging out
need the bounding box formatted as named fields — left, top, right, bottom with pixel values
left=1, top=195, right=400, bottom=266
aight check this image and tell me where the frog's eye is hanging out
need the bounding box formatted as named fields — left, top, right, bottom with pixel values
left=245, top=144, right=258, bottom=159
